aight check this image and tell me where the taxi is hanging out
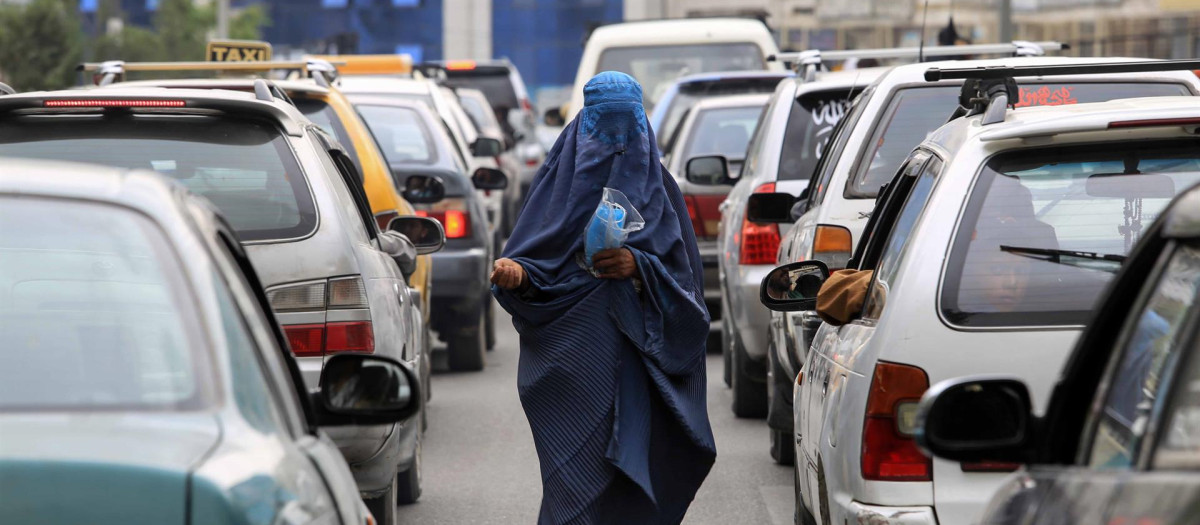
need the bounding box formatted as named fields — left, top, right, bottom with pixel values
left=760, top=60, right=1200, bottom=525
left=0, top=158, right=421, bottom=525
left=0, top=82, right=443, bottom=523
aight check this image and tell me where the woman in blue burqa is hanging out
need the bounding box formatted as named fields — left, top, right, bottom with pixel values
left=490, top=71, right=716, bottom=524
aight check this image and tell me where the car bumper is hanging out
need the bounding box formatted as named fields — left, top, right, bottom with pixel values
left=732, top=264, right=773, bottom=361
left=329, top=416, right=419, bottom=497
left=840, top=502, right=938, bottom=525
left=430, top=247, right=489, bottom=300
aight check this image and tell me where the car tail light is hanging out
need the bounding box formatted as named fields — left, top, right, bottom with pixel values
left=961, top=461, right=1021, bottom=473
left=862, top=361, right=931, bottom=482
left=416, top=201, right=471, bottom=239
left=284, top=324, right=325, bottom=358
left=374, top=210, right=399, bottom=232
left=326, top=321, right=375, bottom=353
left=739, top=183, right=780, bottom=265
left=521, top=98, right=533, bottom=113
left=813, top=225, right=853, bottom=270
left=1108, top=117, right=1200, bottom=129
left=43, top=99, right=187, bottom=108
left=268, top=282, right=326, bottom=311
left=328, top=277, right=369, bottom=309
left=445, top=60, right=477, bottom=71
left=684, top=194, right=723, bottom=240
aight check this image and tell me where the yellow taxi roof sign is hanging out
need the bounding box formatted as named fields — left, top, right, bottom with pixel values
left=207, top=40, right=273, bottom=62
left=308, top=54, right=412, bottom=76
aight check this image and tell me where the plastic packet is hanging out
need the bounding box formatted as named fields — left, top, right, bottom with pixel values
left=584, top=187, right=645, bottom=268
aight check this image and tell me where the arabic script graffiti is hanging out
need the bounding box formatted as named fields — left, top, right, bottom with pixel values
left=1013, top=86, right=1079, bottom=108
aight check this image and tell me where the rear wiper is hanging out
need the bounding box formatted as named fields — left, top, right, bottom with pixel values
left=1000, top=245, right=1127, bottom=265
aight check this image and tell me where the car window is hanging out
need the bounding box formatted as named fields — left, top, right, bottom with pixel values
left=862, top=154, right=940, bottom=320
left=679, top=105, right=765, bottom=171
left=1089, top=244, right=1200, bottom=469
left=444, top=72, right=519, bottom=113
left=357, top=105, right=438, bottom=165
left=778, top=88, right=857, bottom=182
left=459, top=95, right=500, bottom=133
left=0, top=198, right=213, bottom=411
left=808, top=86, right=872, bottom=208
left=942, top=140, right=1200, bottom=327
left=0, top=115, right=314, bottom=242
left=293, top=97, right=362, bottom=172
left=658, top=77, right=788, bottom=151
left=849, top=82, right=1192, bottom=199
left=211, top=265, right=287, bottom=435
left=739, top=87, right=782, bottom=180
left=596, top=43, right=766, bottom=111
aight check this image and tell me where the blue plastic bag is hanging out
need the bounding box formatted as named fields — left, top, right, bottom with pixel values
left=584, top=188, right=644, bottom=269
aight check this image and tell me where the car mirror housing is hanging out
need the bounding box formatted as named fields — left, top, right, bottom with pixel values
left=686, top=155, right=735, bottom=186
left=400, top=174, right=445, bottom=204
left=915, top=376, right=1036, bottom=463
left=759, top=260, right=829, bottom=312
left=388, top=216, right=445, bottom=255
left=747, top=192, right=798, bottom=223
left=470, top=137, right=504, bottom=158
left=378, top=231, right=418, bottom=276
left=472, top=167, right=509, bottom=190
left=313, top=354, right=421, bottom=427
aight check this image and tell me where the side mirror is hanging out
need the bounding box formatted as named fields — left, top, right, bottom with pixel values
left=747, top=192, right=798, bottom=223
left=388, top=216, right=445, bottom=255
left=759, top=260, right=829, bottom=311
left=686, top=155, right=734, bottom=186
left=470, top=137, right=504, bottom=158
left=915, top=376, right=1035, bottom=463
left=378, top=231, right=418, bottom=276
left=472, top=167, right=509, bottom=190
left=313, top=354, right=420, bottom=427
left=401, top=174, right=445, bottom=204
left=543, top=107, right=565, bottom=127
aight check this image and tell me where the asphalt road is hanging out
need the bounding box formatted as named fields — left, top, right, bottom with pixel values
left=397, top=298, right=793, bottom=524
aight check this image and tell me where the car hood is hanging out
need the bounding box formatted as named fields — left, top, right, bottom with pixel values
left=0, top=412, right=220, bottom=525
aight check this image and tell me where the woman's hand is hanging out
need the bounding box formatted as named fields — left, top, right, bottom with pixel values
left=491, top=258, right=527, bottom=290
left=593, top=248, right=637, bottom=280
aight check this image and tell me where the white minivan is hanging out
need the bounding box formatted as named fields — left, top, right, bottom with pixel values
left=565, top=17, right=782, bottom=121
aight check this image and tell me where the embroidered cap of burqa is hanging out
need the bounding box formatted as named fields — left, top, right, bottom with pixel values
left=493, top=71, right=716, bottom=524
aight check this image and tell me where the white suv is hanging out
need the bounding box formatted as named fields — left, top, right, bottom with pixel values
left=760, top=60, right=1200, bottom=525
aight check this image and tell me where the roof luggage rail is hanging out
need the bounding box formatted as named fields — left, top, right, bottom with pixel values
left=77, top=59, right=344, bottom=88
left=0, top=82, right=14, bottom=96
left=769, top=41, right=1067, bottom=81
left=931, top=58, right=1200, bottom=126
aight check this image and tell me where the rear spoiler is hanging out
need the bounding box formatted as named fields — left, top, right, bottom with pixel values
left=77, top=59, right=343, bottom=88
left=770, top=41, right=1067, bottom=81
left=0, top=81, right=305, bottom=137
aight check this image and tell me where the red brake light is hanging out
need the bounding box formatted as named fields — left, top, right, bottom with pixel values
left=417, top=208, right=470, bottom=239
left=862, top=361, right=931, bottom=482
left=284, top=324, right=325, bottom=358
left=446, top=60, right=477, bottom=71
left=739, top=183, right=780, bottom=265
left=43, top=99, right=186, bottom=108
left=326, top=321, right=375, bottom=353
left=961, top=461, right=1021, bottom=473
left=521, top=98, right=534, bottom=113
left=1108, top=117, right=1200, bottom=129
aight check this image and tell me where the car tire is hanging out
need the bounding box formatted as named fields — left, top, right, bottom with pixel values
left=771, top=427, right=795, bottom=465
left=447, top=312, right=486, bottom=372
left=768, top=343, right=795, bottom=466
left=484, top=297, right=496, bottom=351
left=731, top=334, right=767, bottom=418
left=396, top=432, right=422, bottom=505
left=364, top=481, right=397, bottom=525
left=794, top=464, right=817, bottom=525
left=817, top=458, right=831, bottom=525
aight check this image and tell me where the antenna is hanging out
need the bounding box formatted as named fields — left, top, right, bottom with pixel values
left=918, top=0, right=931, bottom=62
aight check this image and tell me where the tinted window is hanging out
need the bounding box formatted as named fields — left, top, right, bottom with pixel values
left=444, top=72, right=519, bottom=113
left=942, top=140, right=1200, bottom=327
left=863, top=155, right=939, bottom=320
left=459, top=95, right=500, bottom=134
left=1091, top=244, right=1200, bottom=469
left=293, top=98, right=361, bottom=170
left=778, top=89, right=857, bottom=181
left=358, top=105, right=438, bottom=165
left=0, top=198, right=210, bottom=411
left=680, top=105, right=765, bottom=169
left=809, top=86, right=872, bottom=207
left=850, top=82, right=1192, bottom=199
left=0, top=115, right=314, bottom=242
left=597, top=43, right=766, bottom=111
left=657, top=76, right=786, bottom=150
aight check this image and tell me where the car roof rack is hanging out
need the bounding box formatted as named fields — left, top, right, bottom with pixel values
left=77, top=59, right=344, bottom=88
left=0, top=82, right=14, bottom=96
left=769, top=41, right=1066, bottom=81
left=929, top=58, right=1200, bottom=126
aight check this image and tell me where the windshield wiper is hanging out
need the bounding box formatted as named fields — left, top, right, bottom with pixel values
left=1000, top=245, right=1127, bottom=265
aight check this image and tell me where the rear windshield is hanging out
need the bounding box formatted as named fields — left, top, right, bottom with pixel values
left=680, top=105, right=765, bottom=173
left=657, top=77, right=786, bottom=150
left=597, top=43, right=765, bottom=111
left=357, top=105, right=438, bottom=166
left=0, top=198, right=211, bottom=411
left=0, top=115, right=313, bottom=242
left=443, top=72, right=519, bottom=114
left=942, top=140, right=1200, bottom=327
left=778, top=89, right=858, bottom=181
left=850, top=82, right=1193, bottom=199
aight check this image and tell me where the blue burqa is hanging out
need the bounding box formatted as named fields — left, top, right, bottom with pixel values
left=493, top=72, right=716, bottom=524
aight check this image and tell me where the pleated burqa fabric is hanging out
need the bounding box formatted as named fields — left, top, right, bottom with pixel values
left=493, top=72, right=716, bottom=524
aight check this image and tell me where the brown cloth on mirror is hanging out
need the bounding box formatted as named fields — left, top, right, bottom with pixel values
left=816, top=269, right=874, bottom=326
